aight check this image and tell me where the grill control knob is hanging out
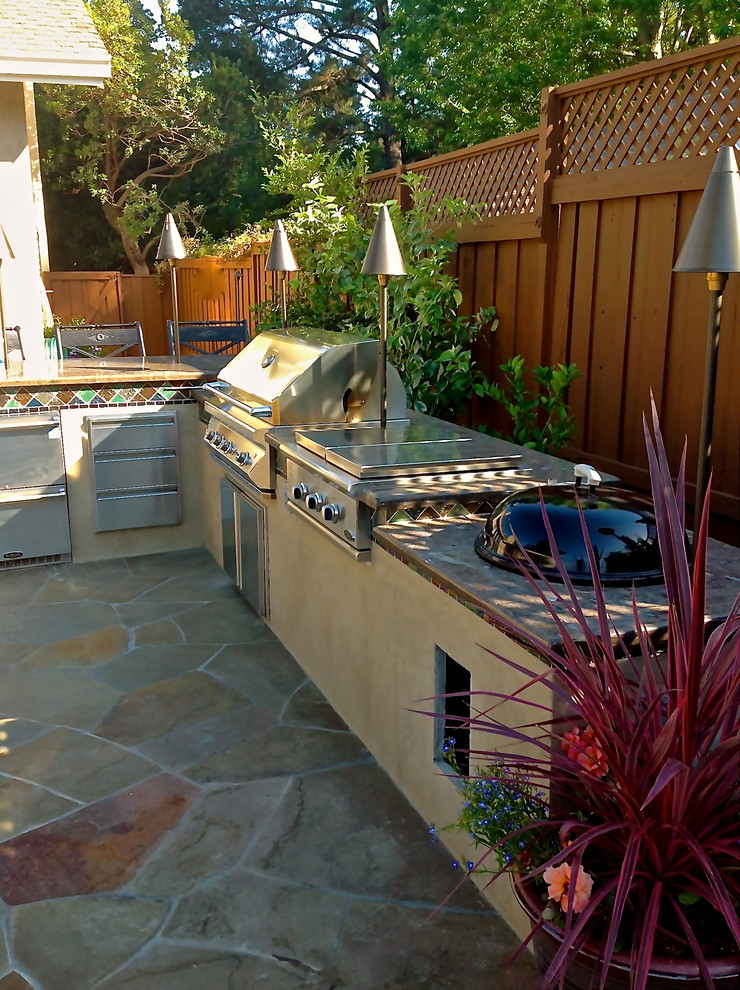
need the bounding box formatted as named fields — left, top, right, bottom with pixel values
left=322, top=504, right=342, bottom=523
left=236, top=451, right=252, bottom=465
left=220, top=437, right=231, bottom=450
left=305, top=492, right=324, bottom=511
left=205, top=430, right=215, bottom=441
left=212, top=432, right=222, bottom=445
left=291, top=483, right=308, bottom=501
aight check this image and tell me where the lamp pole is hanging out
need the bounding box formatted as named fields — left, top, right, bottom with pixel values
left=265, top=220, right=298, bottom=330
left=673, top=145, right=740, bottom=545
left=361, top=205, right=407, bottom=428
left=156, top=213, right=187, bottom=362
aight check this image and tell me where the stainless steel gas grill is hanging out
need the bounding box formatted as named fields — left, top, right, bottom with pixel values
left=200, top=326, right=408, bottom=493
left=202, top=325, right=526, bottom=571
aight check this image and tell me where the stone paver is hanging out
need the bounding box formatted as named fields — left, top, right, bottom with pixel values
left=0, top=550, right=541, bottom=989
left=0, top=728, right=156, bottom=804
left=0, top=778, right=78, bottom=840
left=11, top=896, right=168, bottom=990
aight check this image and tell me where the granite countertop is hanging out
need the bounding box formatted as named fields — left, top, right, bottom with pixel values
left=268, top=411, right=614, bottom=508
left=0, top=356, right=229, bottom=387
left=373, top=515, right=740, bottom=646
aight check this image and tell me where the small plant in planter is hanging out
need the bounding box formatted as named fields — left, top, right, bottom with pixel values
left=429, top=404, right=740, bottom=990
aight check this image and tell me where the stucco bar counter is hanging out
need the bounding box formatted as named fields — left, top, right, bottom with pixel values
left=196, top=431, right=740, bottom=936
left=0, top=356, right=225, bottom=564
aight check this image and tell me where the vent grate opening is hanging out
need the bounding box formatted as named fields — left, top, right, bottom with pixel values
left=0, top=552, right=69, bottom=571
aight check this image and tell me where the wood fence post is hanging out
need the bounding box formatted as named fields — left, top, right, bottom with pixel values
left=537, top=85, right=561, bottom=368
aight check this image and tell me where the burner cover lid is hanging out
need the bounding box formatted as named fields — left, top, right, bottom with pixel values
left=475, top=464, right=665, bottom=586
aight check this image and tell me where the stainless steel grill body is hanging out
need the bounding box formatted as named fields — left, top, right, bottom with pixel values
left=201, top=327, right=407, bottom=492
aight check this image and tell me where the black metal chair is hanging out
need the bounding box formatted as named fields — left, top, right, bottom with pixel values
left=54, top=322, right=146, bottom=359
left=4, top=326, right=24, bottom=360
left=167, top=320, right=249, bottom=358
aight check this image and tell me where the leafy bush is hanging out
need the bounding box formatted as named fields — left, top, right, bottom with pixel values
left=475, top=356, right=580, bottom=452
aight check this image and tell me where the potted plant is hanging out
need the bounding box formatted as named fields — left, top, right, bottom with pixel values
left=432, top=406, right=739, bottom=990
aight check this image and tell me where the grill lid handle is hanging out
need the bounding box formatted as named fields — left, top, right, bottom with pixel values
left=248, top=405, right=272, bottom=419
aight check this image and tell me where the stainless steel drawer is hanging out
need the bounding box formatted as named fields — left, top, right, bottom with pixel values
left=92, top=454, right=179, bottom=493
left=0, top=417, right=65, bottom=490
left=94, top=490, right=181, bottom=532
left=89, top=417, right=177, bottom=454
left=0, top=487, right=71, bottom=560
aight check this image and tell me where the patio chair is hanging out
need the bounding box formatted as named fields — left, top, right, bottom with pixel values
left=4, top=326, right=24, bottom=360
left=167, top=319, right=249, bottom=358
left=54, top=322, right=146, bottom=359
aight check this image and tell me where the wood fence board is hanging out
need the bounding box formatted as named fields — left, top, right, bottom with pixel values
left=120, top=274, right=167, bottom=355
left=711, top=275, right=740, bottom=509
left=620, top=193, right=677, bottom=468
left=514, top=237, right=547, bottom=367
left=662, top=189, right=712, bottom=484
left=568, top=201, right=600, bottom=438
left=548, top=204, right=578, bottom=367
left=587, top=197, right=636, bottom=461
left=456, top=243, right=477, bottom=318
left=552, top=156, right=714, bottom=203
left=490, top=240, right=520, bottom=366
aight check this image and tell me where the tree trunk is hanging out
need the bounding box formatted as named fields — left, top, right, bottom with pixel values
left=102, top=201, right=150, bottom=275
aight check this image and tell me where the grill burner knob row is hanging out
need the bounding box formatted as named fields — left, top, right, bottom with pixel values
left=305, top=492, right=324, bottom=511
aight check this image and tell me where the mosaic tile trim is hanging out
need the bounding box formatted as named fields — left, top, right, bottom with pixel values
left=0, top=380, right=201, bottom=412
left=379, top=499, right=496, bottom=526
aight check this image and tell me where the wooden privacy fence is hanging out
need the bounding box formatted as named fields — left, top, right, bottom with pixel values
left=44, top=254, right=278, bottom=358
left=46, top=37, right=740, bottom=530
left=365, top=37, right=740, bottom=527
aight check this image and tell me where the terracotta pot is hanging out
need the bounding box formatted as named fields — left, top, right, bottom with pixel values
left=512, top=875, right=740, bottom=990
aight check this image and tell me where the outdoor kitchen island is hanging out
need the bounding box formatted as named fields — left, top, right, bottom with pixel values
left=193, top=395, right=740, bottom=937
left=0, top=356, right=226, bottom=566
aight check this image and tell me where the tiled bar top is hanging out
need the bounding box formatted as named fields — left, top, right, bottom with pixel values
left=373, top=515, right=740, bottom=646
left=0, top=356, right=226, bottom=388
left=0, top=356, right=228, bottom=411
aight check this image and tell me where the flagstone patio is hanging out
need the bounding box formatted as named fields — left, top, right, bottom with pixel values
left=0, top=548, right=542, bottom=989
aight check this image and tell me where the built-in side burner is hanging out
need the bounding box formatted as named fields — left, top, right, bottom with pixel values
left=294, top=422, right=521, bottom=479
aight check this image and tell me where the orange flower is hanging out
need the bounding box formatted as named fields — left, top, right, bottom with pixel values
left=543, top=861, right=594, bottom=913
left=561, top=726, right=608, bottom=778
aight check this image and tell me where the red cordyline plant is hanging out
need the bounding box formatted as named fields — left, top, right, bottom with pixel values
left=434, top=405, right=739, bottom=990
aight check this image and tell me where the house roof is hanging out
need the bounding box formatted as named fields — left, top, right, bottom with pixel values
left=0, top=0, right=111, bottom=84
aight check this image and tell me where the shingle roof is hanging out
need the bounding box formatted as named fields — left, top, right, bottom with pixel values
left=0, top=0, right=110, bottom=83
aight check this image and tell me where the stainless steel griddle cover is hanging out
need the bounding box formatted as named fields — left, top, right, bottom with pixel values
left=294, top=421, right=520, bottom=479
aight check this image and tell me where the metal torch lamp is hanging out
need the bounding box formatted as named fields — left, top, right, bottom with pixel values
left=265, top=220, right=298, bottom=330
left=361, top=205, right=407, bottom=428
left=156, top=213, right=187, bottom=362
left=673, top=145, right=740, bottom=542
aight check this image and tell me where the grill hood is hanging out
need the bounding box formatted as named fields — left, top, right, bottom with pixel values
left=216, top=326, right=407, bottom=425
left=474, top=464, right=666, bottom=586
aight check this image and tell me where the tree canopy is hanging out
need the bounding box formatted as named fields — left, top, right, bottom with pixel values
left=37, top=0, right=224, bottom=273
left=36, top=0, right=738, bottom=271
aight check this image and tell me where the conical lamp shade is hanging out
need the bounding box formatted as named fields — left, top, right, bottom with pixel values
left=156, top=213, right=187, bottom=261
left=265, top=220, right=298, bottom=272
left=362, top=205, right=407, bottom=276
left=674, top=145, right=740, bottom=273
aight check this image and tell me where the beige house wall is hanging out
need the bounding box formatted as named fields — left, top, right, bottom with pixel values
left=0, top=80, right=49, bottom=359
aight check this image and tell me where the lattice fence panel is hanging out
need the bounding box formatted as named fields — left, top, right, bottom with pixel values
left=559, top=48, right=740, bottom=174
left=364, top=172, right=399, bottom=203
left=407, top=136, right=539, bottom=218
